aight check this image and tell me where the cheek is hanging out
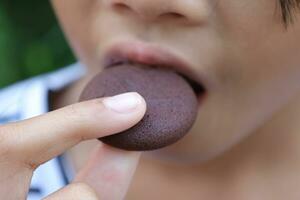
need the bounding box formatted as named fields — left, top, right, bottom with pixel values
left=215, top=0, right=300, bottom=137
left=160, top=1, right=300, bottom=162
left=161, top=59, right=300, bottom=163
left=216, top=0, right=281, bottom=35
left=51, top=0, right=100, bottom=69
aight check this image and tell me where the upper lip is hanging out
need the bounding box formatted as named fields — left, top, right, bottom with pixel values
left=102, top=41, right=206, bottom=94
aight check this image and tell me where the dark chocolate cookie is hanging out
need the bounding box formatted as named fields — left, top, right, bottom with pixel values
left=79, top=65, right=198, bottom=151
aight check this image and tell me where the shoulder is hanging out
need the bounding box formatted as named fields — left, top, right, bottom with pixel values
left=0, top=63, right=85, bottom=123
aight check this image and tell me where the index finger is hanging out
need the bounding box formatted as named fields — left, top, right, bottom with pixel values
left=0, top=92, right=146, bottom=167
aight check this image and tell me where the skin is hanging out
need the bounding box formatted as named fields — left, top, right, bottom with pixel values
left=50, top=0, right=300, bottom=199
left=1, top=0, right=300, bottom=199
left=50, top=0, right=300, bottom=160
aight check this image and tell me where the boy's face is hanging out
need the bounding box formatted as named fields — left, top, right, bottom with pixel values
left=51, top=0, right=300, bottom=161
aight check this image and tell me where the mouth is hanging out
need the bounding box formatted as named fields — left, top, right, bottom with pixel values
left=103, top=41, right=206, bottom=99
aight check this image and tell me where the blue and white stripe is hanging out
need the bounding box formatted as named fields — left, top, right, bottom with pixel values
left=0, top=63, right=85, bottom=199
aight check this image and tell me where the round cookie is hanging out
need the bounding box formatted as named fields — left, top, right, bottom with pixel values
left=79, top=64, right=198, bottom=151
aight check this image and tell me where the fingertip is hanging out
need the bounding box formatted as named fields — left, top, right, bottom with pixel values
left=72, top=92, right=147, bottom=140
left=102, top=92, right=147, bottom=115
left=132, top=92, right=147, bottom=120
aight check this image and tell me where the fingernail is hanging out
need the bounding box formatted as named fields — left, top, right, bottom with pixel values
left=103, top=92, right=141, bottom=113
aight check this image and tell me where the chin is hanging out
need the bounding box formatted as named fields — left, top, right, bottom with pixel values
left=143, top=144, right=220, bottom=165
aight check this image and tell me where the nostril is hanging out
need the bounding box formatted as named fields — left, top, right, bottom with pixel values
left=113, top=2, right=131, bottom=12
left=159, top=12, right=186, bottom=20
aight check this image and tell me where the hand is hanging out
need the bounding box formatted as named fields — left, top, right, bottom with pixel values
left=0, top=92, right=146, bottom=200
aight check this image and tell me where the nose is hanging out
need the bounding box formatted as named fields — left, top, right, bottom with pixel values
left=107, top=0, right=209, bottom=24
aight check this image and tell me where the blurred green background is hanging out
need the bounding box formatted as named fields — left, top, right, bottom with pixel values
left=0, top=0, right=75, bottom=88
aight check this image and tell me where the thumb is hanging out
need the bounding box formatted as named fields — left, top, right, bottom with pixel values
left=74, top=144, right=141, bottom=200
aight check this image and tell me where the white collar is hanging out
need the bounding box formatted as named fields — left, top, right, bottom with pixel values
left=0, top=62, right=86, bottom=123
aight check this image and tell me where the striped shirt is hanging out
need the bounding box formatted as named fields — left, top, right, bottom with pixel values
left=0, top=63, right=85, bottom=199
